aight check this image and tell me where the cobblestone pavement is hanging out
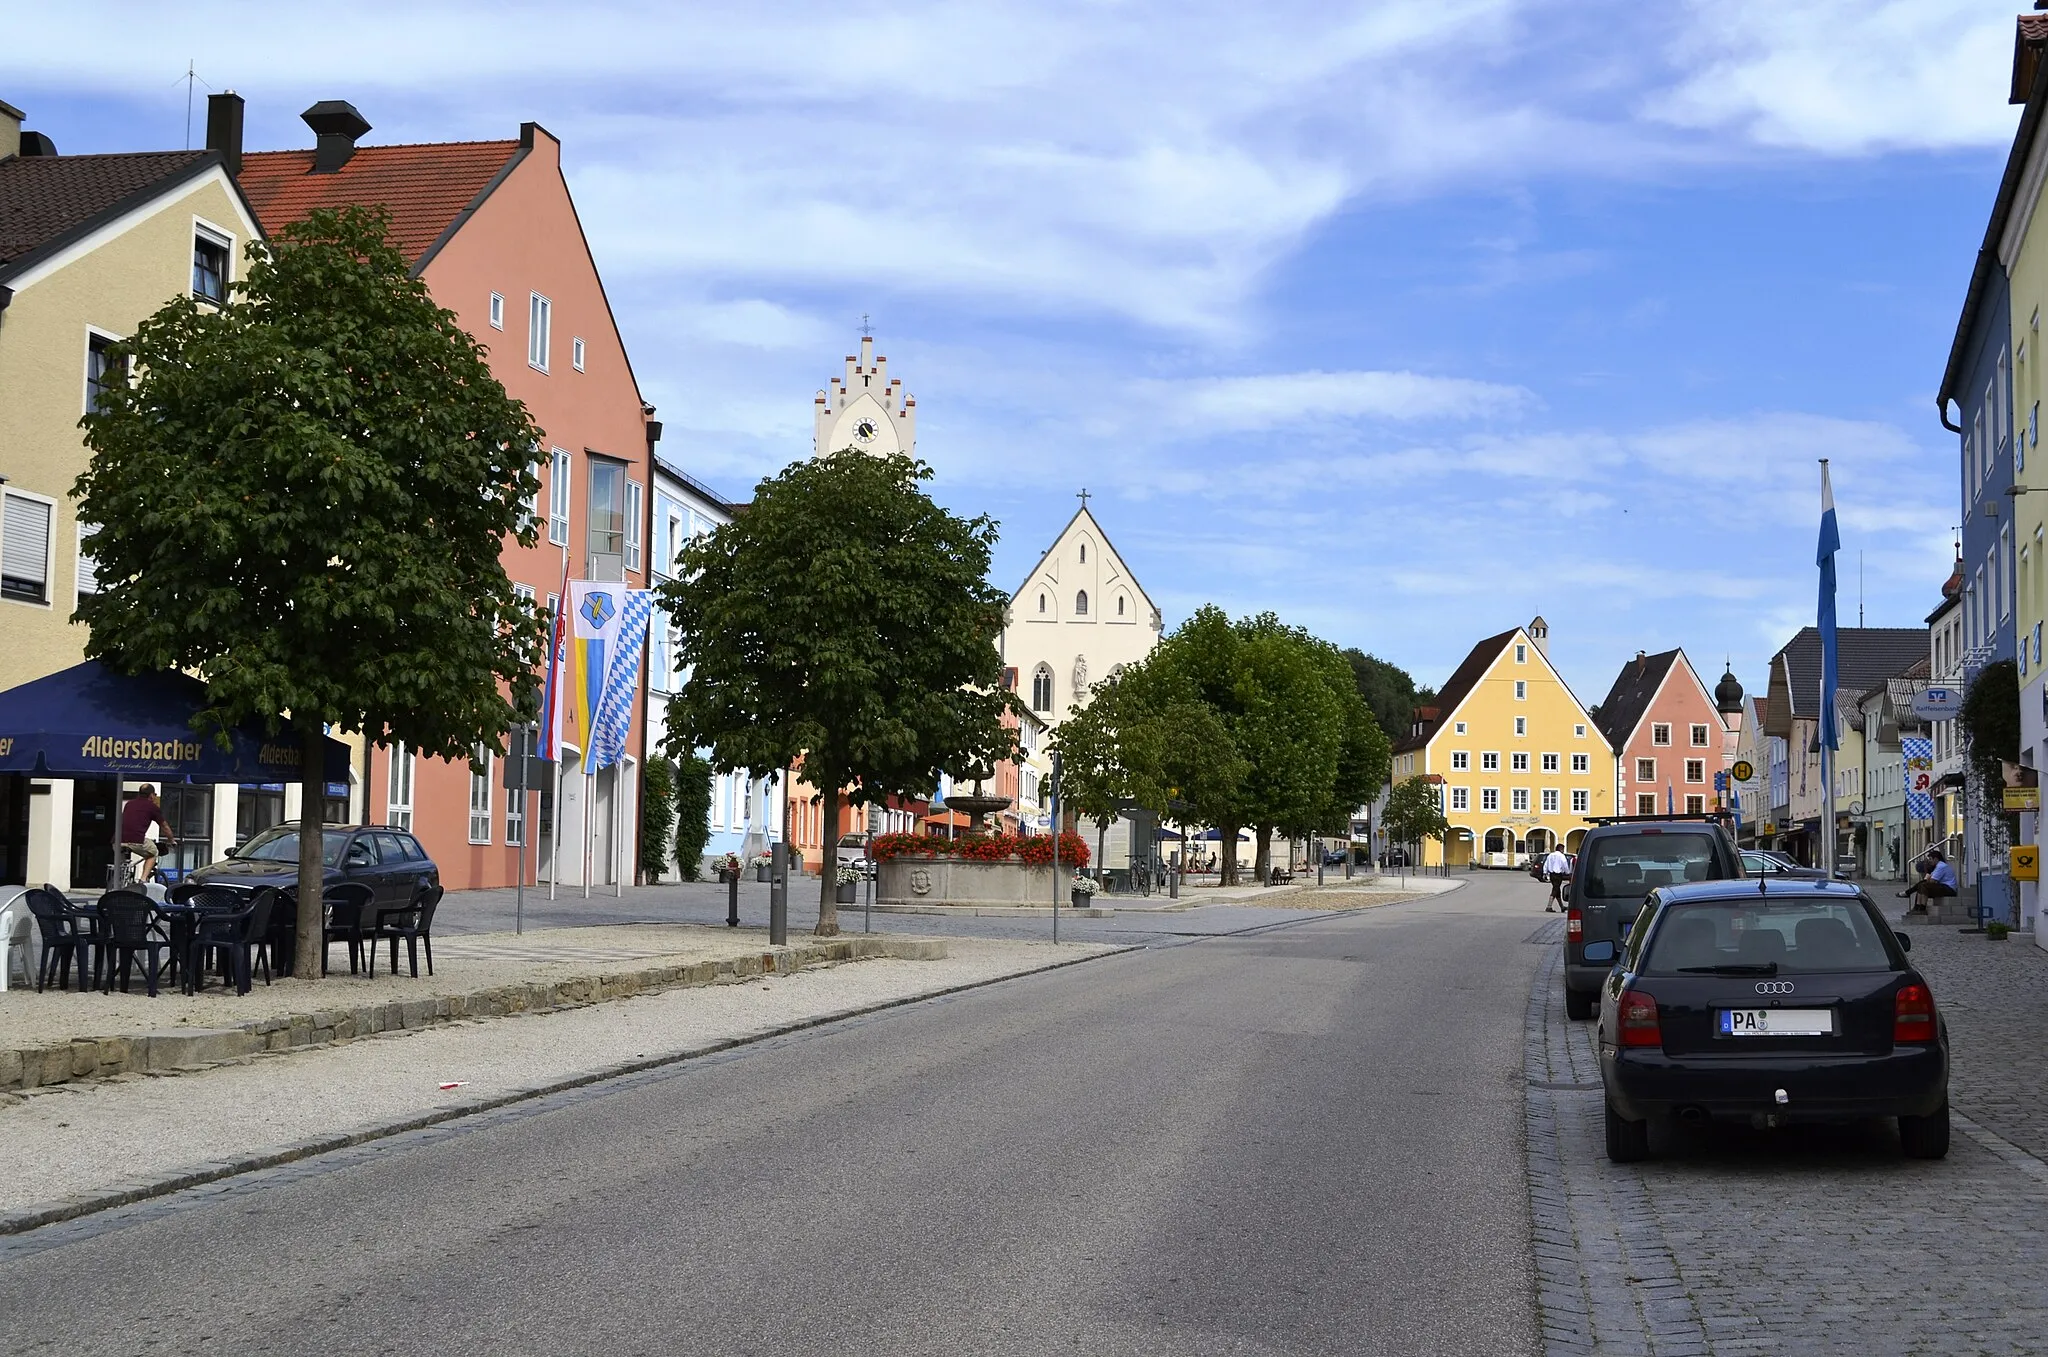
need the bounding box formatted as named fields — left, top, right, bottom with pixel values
left=1524, top=915, right=2048, bottom=1356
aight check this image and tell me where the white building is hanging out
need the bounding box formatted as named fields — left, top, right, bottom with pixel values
left=814, top=334, right=914, bottom=458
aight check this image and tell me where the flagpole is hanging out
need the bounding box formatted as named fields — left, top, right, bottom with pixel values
left=584, top=766, right=594, bottom=899
left=1818, top=458, right=1841, bottom=880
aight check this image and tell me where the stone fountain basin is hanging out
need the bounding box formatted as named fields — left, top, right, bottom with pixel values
left=877, top=856, right=1062, bottom=908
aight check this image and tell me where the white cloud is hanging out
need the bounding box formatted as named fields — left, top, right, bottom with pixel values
left=1651, top=0, right=2019, bottom=153
left=1149, top=370, right=1535, bottom=431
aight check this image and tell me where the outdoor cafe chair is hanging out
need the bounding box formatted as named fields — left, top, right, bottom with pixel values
left=95, top=890, right=172, bottom=998
left=0, top=886, right=33, bottom=991
left=188, top=888, right=276, bottom=996
left=322, top=882, right=375, bottom=977
left=22, top=888, right=91, bottom=993
left=370, top=883, right=440, bottom=979
left=262, top=887, right=299, bottom=979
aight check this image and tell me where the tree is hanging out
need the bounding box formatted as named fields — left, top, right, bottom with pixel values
left=1342, top=649, right=1420, bottom=746
left=658, top=451, right=1014, bottom=935
left=77, top=205, right=545, bottom=978
left=640, top=757, right=676, bottom=884
left=1382, top=775, right=1450, bottom=861
left=672, top=752, right=714, bottom=881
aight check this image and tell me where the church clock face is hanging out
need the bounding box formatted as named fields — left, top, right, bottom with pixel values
left=853, top=418, right=879, bottom=445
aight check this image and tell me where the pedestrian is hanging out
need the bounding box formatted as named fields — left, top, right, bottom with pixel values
left=1898, top=849, right=1958, bottom=912
left=118, top=783, right=173, bottom=885
left=1543, top=845, right=1571, bottom=912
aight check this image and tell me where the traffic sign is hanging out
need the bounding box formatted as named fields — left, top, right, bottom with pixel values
left=1731, top=760, right=1755, bottom=783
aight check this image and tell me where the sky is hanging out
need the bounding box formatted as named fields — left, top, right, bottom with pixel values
left=4, top=0, right=2022, bottom=705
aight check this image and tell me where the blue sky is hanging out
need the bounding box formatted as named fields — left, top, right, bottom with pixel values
left=7, top=0, right=2021, bottom=704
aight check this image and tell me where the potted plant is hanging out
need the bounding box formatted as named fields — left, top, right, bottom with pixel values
left=752, top=851, right=774, bottom=882
left=1070, top=872, right=1100, bottom=909
left=713, top=851, right=743, bottom=883
left=835, top=862, right=862, bottom=903
left=1988, top=921, right=2011, bottom=941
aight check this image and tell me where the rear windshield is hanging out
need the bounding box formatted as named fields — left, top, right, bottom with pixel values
left=1642, top=898, right=1901, bottom=974
left=1578, top=833, right=1723, bottom=899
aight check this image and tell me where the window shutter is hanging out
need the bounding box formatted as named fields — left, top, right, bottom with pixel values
left=2, top=494, right=51, bottom=602
left=75, top=520, right=101, bottom=598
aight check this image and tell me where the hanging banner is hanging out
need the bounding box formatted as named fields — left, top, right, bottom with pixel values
left=587, top=588, right=656, bottom=772
left=1902, top=736, right=1935, bottom=823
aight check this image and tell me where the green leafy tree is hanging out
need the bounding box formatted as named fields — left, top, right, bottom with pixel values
left=640, top=757, right=676, bottom=883
left=671, top=751, right=714, bottom=881
left=1342, top=649, right=1419, bottom=746
left=658, top=451, right=1014, bottom=934
left=1382, top=774, right=1450, bottom=861
left=77, top=206, right=544, bottom=977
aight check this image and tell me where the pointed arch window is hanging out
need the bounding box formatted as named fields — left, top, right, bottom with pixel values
left=1038, top=592, right=1047, bottom=614
left=1075, top=590, right=1089, bottom=615
left=1079, top=543, right=1087, bottom=563
left=1116, top=595, right=1125, bottom=616
left=1031, top=664, right=1054, bottom=714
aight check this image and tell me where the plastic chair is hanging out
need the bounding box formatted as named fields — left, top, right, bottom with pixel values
left=23, top=888, right=92, bottom=992
left=188, top=888, right=277, bottom=996
left=94, top=890, right=172, bottom=998
left=0, top=886, right=35, bottom=991
left=370, top=884, right=440, bottom=979
left=322, top=882, right=375, bottom=976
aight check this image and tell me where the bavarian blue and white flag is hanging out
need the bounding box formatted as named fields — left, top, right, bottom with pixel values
left=1817, top=461, right=1841, bottom=752
left=587, top=588, right=655, bottom=771
left=1902, top=736, right=1936, bottom=822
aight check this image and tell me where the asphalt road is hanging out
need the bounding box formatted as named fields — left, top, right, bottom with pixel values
left=2, top=876, right=1546, bottom=1356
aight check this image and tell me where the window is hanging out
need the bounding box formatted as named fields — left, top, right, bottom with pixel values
left=1542, top=753, right=1559, bottom=772
left=1511, top=788, right=1530, bottom=812
left=469, top=746, right=493, bottom=843
left=1117, top=596, right=1125, bottom=616
left=1651, top=723, right=1671, bottom=746
left=1685, top=794, right=1705, bottom=815
left=1515, top=644, right=1527, bottom=663
left=1572, top=789, right=1589, bottom=814
left=513, top=582, right=536, bottom=606
left=1542, top=789, right=1559, bottom=814
left=1, top=491, right=53, bottom=605
left=1636, top=758, right=1656, bottom=782
left=1079, top=543, right=1087, bottom=563
left=588, top=458, right=625, bottom=566
left=548, top=448, right=571, bottom=546
left=1075, top=590, right=1089, bottom=615
left=529, top=292, right=551, bottom=371
left=1450, top=787, right=1469, bottom=812
left=75, top=520, right=100, bottom=605
left=1514, top=717, right=1526, bottom=736
left=1451, top=751, right=1469, bottom=771
left=1038, top=592, right=1047, bottom=614
left=572, top=337, right=586, bottom=372
left=1480, top=788, right=1499, bottom=812
left=1684, top=759, right=1705, bottom=784
left=192, top=228, right=229, bottom=303
left=1636, top=793, right=1657, bottom=815
left=1454, top=722, right=1467, bottom=735
left=2003, top=525, right=2014, bottom=619
left=85, top=331, right=124, bottom=413
left=1511, top=752, right=1529, bottom=772
left=625, top=479, right=644, bottom=572
left=1574, top=724, right=1586, bottom=738
left=1690, top=724, right=1709, bottom=747
left=386, top=742, right=416, bottom=831
left=489, top=292, right=505, bottom=329
left=1571, top=753, right=1589, bottom=774
left=1514, top=680, right=1527, bottom=700
left=1031, top=664, right=1054, bottom=714
left=1481, top=752, right=1500, bottom=771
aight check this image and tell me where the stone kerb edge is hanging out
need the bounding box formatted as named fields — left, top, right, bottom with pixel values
left=1, top=935, right=944, bottom=1095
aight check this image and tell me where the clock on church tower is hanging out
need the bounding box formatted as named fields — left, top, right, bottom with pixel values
left=813, top=330, right=916, bottom=459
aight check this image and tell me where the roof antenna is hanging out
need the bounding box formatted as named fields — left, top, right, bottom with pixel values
left=174, top=60, right=212, bottom=149
left=1858, top=550, right=1864, bottom=628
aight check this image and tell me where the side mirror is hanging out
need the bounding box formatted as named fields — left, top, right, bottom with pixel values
left=221, top=844, right=237, bottom=858
left=1582, top=940, right=1617, bottom=964
left=1895, top=930, right=1912, bottom=953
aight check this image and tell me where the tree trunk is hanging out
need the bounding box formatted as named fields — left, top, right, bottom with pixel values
left=295, top=724, right=326, bottom=980
left=815, top=782, right=841, bottom=936
left=1254, top=822, right=1274, bottom=884
left=1219, top=819, right=1240, bottom=887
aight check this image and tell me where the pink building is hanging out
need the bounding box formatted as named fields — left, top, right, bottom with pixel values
left=1593, top=649, right=1735, bottom=819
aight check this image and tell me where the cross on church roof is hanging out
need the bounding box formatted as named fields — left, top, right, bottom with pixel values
left=859, top=313, right=873, bottom=338
left=1077, top=488, right=1091, bottom=508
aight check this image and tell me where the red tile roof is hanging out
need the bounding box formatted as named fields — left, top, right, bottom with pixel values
left=238, top=140, right=521, bottom=267
left=0, top=150, right=213, bottom=276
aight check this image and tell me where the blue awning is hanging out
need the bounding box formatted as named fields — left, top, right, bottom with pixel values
left=0, top=661, right=351, bottom=783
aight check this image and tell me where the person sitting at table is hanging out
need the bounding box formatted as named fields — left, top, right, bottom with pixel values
left=1898, top=849, right=1958, bottom=912
left=119, top=783, right=174, bottom=884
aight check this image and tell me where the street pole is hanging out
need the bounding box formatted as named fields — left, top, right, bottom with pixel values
left=770, top=839, right=788, bottom=946
left=1050, top=751, right=1062, bottom=946
left=1316, top=835, right=1324, bottom=887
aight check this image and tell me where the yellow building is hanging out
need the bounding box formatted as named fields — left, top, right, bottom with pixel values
left=1388, top=616, right=1616, bottom=868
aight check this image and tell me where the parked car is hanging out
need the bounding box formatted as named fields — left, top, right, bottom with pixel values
left=1564, top=819, right=1742, bottom=1020
left=1742, top=850, right=1827, bottom=881
left=1595, top=877, right=1949, bottom=1162
left=836, top=832, right=875, bottom=879
left=188, top=823, right=440, bottom=911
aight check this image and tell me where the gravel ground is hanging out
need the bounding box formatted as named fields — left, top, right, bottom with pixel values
left=0, top=935, right=1116, bottom=1214
left=1, top=923, right=809, bottom=1046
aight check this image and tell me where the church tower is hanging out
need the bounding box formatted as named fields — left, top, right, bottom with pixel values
left=813, top=333, right=916, bottom=458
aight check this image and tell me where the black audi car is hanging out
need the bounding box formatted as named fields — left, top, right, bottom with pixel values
left=187, top=822, right=439, bottom=912
left=1594, top=878, right=1948, bottom=1162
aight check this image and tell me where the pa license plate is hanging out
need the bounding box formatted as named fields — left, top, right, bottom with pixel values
left=1719, top=1008, right=1834, bottom=1037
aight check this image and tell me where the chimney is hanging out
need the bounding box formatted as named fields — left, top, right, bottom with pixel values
left=301, top=99, right=372, bottom=173
left=0, top=99, right=21, bottom=159
left=205, top=91, right=244, bottom=177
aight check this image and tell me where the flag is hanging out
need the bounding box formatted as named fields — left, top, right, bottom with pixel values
left=536, top=561, right=570, bottom=761
left=1817, top=461, right=1841, bottom=751
left=588, top=589, right=656, bottom=771
left=1902, top=736, right=1935, bottom=822
left=567, top=582, right=630, bottom=758
left=1667, top=783, right=1676, bottom=815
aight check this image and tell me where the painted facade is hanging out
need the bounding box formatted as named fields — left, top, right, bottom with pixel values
left=1389, top=617, right=1615, bottom=868
left=1593, top=649, right=1733, bottom=821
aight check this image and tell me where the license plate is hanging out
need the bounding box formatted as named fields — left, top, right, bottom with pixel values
left=1719, top=1008, right=1834, bottom=1037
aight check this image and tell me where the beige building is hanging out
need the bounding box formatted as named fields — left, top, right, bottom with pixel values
left=814, top=334, right=915, bottom=457
left=0, top=96, right=348, bottom=890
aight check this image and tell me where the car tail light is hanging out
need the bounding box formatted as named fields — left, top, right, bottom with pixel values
left=1566, top=906, right=1583, bottom=941
left=1894, top=984, right=1936, bottom=1043
left=1617, top=987, right=1662, bottom=1048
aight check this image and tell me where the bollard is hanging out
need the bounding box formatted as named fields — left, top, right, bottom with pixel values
left=726, top=870, right=740, bottom=928
left=769, top=844, right=788, bottom=946
left=1169, top=864, right=1179, bottom=900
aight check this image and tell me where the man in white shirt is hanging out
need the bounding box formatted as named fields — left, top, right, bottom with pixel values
left=1543, top=846, right=1572, bottom=912
left=1899, top=849, right=1959, bottom=912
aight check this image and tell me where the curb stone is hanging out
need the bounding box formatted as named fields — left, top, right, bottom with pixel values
left=0, top=943, right=1138, bottom=1237
left=2, top=934, right=946, bottom=1095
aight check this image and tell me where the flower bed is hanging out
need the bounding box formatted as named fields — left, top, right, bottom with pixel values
left=870, top=831, right=1090, bottom=868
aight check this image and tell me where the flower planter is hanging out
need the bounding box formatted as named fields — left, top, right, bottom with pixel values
left=754, top=865, right=772, bottom=883
left=1071, top=889, right=1091, bottom=908
left=836, top=882, right=857, bottom=904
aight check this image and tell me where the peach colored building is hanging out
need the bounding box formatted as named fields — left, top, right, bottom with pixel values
left=240, top=101, right=655, bottom=892
left=1593, top=649, right=1733, bottom=819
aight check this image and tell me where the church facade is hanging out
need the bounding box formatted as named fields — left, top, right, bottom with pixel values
left=814, top=334, right=915, bottom=457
